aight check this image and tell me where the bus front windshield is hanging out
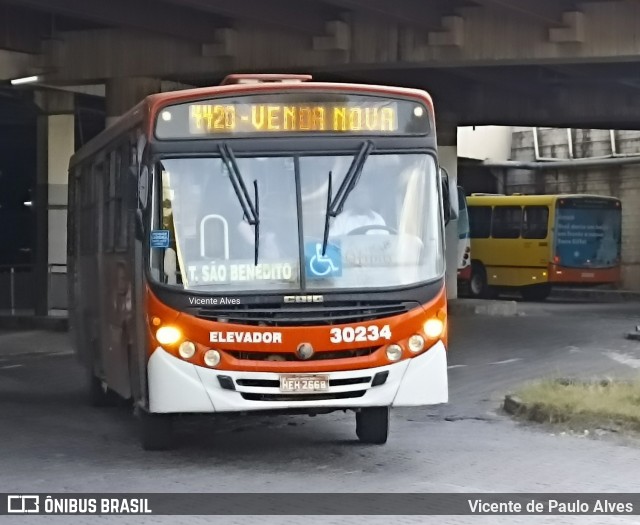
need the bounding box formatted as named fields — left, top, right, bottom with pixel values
left=151, top=153, right=444, bottom=293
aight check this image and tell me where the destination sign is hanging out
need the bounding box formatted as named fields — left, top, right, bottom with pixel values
left=189, top=103, right=397, bottom=134
left=155, top=93, right=430, bottom=138
left=185, top=260, right=298, bottom=286
left=557, top=197, right=620, bottom=210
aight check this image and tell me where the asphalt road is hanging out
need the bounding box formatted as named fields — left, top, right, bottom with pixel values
left=1, top=299, right=640, bottom=524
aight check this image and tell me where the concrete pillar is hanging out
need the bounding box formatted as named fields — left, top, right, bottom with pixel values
left=34, top=91, right=75, bottom=315
left=106, top=77, right=162, bottom=127
left=437, top=119, right=459, bottom=300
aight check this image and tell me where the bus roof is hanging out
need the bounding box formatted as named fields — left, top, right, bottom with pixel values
left=69, top=80, right=434, bottom=168
left=466, top=194, right=621, bottom=206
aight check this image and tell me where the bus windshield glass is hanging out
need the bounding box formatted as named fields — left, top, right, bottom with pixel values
left=151, top=153, right=443, bottom=292
left=555, top=198, right=621, bottom=268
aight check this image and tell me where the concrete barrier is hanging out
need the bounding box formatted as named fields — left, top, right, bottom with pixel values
left=448, top=299, right=519, bottom=316
left=551, top=287, right=640, bottom=302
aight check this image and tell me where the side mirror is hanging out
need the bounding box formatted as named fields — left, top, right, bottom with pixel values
left=133, top=162, right=148, bottom=241
left=440, top=167, right=459, bottom=225
left=135, top=209, right=145, bottom=241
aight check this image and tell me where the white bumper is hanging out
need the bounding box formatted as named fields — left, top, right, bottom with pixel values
left=147, top=341, right=448, bottom=413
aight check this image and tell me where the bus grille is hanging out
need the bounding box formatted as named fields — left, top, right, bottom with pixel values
left=240, top=391, right=367, bottom=402
left=196, top=301, right=415, bottom=327
left=226, top=347, right=377, bottom=362
left=235, top=377, right=371, bottom=388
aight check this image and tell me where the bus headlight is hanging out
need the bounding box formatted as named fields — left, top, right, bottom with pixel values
left=156, top=326, right=181, bottom=345
left=423, top=318, right=445, bottom=339
left=386, top=344, right=403, bottom=362
left=408, top=334, right=425, bottom=353
left=178, top=341, right=196, bottom=359
left=204, top=349, right=221, bottom=368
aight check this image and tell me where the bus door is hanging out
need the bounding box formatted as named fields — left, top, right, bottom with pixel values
left=521, top=205, right=552, bottom=274
left=487, top=205, right=524, bottom=285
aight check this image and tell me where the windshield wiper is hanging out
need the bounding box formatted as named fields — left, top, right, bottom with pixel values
left=320, top=141, right=374, bottom=255
left=321, top=170, right=333, bottom=257
left=219, top=143, right=260, bottom=265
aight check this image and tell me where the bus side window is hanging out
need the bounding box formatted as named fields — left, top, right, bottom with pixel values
left=491, top=206, right=522, bottom=239
left=105, top=152, right=118, bottom=253
left=468, top=206, right=491, bottom=238
left=115, top=146, right=129, bottom=251
left=522, top=206, right=549, bottom=239
left=94, top=159, right=112, bottom=253
left=79, top=165, right=91, bottom=256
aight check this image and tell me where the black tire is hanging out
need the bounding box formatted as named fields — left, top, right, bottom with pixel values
left=469, top=262, right=490, bottom=299
left=89, top=374, right=121, bottom=407
left=356, top=407, right=389, bottom=444
left=520, top=284, right=551, bottom=302
left=139, top=411, right=175, bottom=451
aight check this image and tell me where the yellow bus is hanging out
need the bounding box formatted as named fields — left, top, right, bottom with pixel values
left=466, top=194, right=622, bottom=301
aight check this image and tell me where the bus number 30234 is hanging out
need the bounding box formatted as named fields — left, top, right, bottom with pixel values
left=329, top=325, right=392, bottom=343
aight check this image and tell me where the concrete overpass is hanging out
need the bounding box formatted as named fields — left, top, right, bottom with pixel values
left=3, top=0, right=640, bottom=127
left=1, top=0, right=640, bottom=312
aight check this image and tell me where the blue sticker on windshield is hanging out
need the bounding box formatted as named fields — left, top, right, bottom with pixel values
left=150, top=230, right=170, bottom=248
left=305, top=242, right=342, bottom=278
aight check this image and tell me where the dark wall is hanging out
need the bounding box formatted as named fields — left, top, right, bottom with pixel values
left=0, top=92, right=105, bottom=268
left=458, top=160, right=500, bottom=196
left=0, top=121, right=36, bottom=266
left=75, top=94, right=106, bottom=150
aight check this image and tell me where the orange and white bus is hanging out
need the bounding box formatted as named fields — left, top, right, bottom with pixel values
left=68, top=74, right=454, bottom=450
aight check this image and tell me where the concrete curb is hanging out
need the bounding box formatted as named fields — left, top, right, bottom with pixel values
left=504, top=381, right=638, bottom=431
left=449, top=299, right=519, bottom=316
left=0, top=315, right=68, bottom=332
left=551, top=287, right=640, bottom=302
left=503, top=394, right=525, bottom=415
left=503, top=394, right=563, bottom=424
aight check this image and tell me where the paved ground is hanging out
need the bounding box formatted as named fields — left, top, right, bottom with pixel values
left=1, top=300, right=640, bottom=524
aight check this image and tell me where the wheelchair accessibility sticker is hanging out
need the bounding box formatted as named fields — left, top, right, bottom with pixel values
left=305, top=242, right=342, bottom=278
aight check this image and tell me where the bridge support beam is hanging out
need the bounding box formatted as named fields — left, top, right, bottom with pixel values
left=106, top=77, right=162, bottom=127
left=0, top=49, right=39, bottom=81
left=34, top=91, right=75, bottom=315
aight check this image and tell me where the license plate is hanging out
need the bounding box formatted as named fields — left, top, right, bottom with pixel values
left=280, top=375, right=330, bottom=393
left=581, top=272, right=595, bottom=278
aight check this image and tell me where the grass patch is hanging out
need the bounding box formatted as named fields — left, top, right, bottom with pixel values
left=510, top=379, right=640, bottom=432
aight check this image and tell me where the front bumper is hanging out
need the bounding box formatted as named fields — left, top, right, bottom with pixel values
left=148, top=341, right=448, bottom=413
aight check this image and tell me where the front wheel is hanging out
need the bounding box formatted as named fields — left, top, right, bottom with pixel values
left=470, top=262, right=489, bottom=298
left=139, top=411, right=175, bottom=451
left=356, top=407, right=389, bottom=444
